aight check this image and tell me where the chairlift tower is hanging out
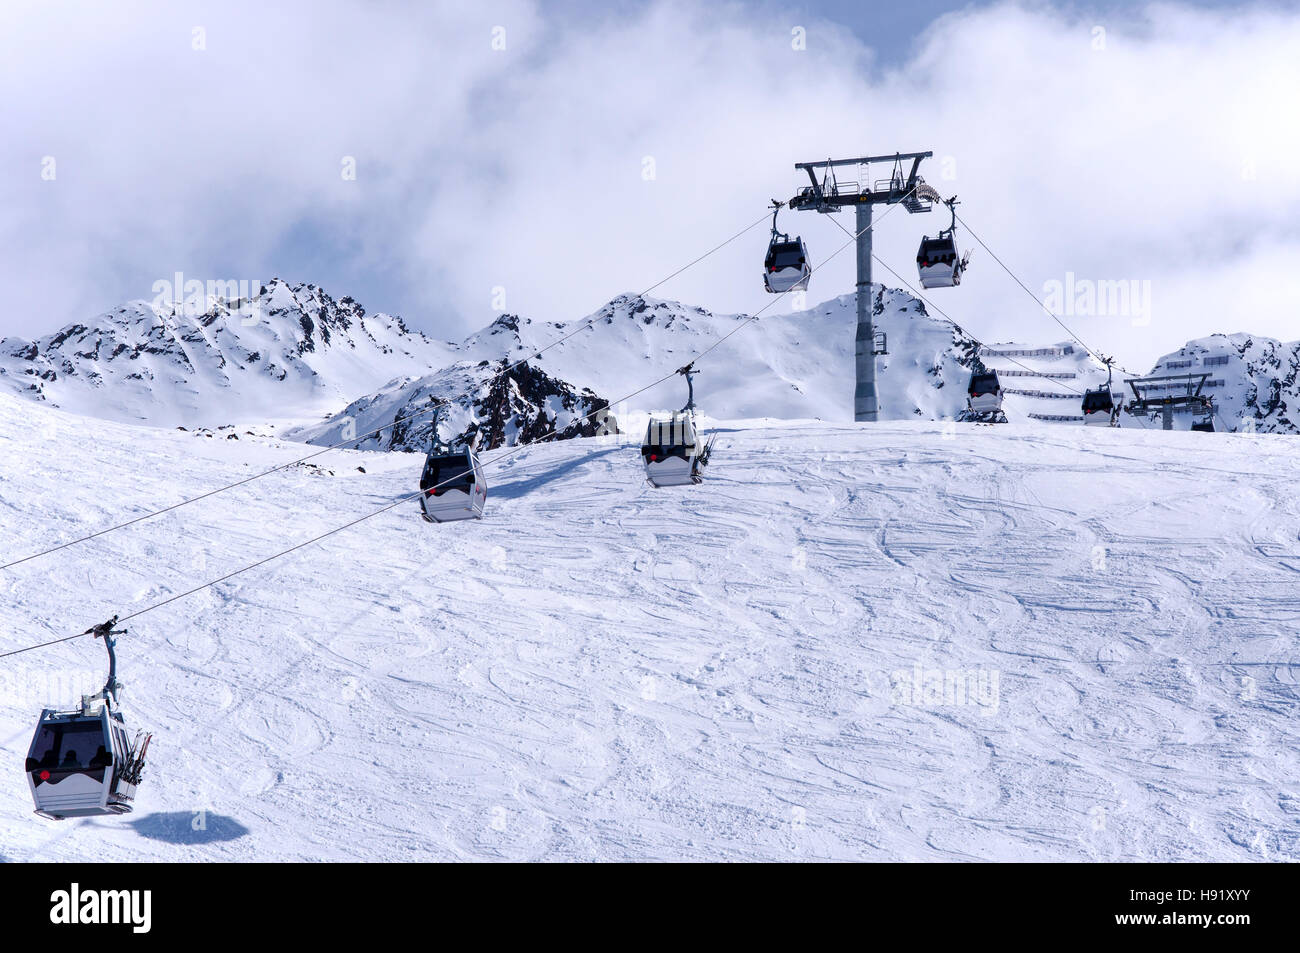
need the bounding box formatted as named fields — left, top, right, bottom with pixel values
left=1124, top=372, right=1213, bottom=431
left=789, top=152, right=935, bottom=422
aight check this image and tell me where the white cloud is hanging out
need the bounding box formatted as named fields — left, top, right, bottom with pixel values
left=2, top=0, right=1297, bottom=371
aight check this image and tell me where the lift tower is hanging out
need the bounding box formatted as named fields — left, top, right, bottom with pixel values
left=789, top=152, right=935, bottom=422
left=1124, top=372, right=1214, bottom=431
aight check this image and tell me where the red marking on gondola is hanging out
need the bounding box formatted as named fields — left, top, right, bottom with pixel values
left=39, top=770, right=49, bottom=780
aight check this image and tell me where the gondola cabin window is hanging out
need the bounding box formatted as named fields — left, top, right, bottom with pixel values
left=27, top=720, right=104, bottom=772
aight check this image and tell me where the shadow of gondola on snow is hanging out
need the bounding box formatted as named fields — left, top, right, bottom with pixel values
left=486, top=444, right=625, bottom=500
left=130, top=811, right=250, bottom=844
left=384, top=444, right=626, bottom=509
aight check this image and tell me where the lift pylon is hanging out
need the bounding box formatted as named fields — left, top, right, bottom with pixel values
left=788, top=152, right=934, bottom=422
left=1124, top=372, right=1213, bottom=431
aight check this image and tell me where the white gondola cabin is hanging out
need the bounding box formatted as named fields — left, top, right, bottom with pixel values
left=1081, top=387, right=1117, bottom=426
left=641, top=413, right=703, bottom=488
left=26, top=618, right=150, bottom=821
left=27, top=706, right=144, bottom=820
left=419, top=449, right=487, bottom=523
left=916, top=236, right=963, bottom=288
left=915, top=196, right=968, bottom=289
left=763, top=201, right=811, bottom=294
left=642, top=364, right=714, bottom=487
left=967, top=370, right=1004, bottom=418
left=764, top=237, right=812, bottom=293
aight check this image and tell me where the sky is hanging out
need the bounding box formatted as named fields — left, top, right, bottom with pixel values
left=2, top=0, right=1298, bottom=371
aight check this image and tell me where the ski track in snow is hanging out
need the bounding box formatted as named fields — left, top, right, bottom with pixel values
left=1, top=396, right=1298, bottom=861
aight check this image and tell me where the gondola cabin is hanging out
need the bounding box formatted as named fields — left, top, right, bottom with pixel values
left=916, top=235, right=963, bottom=289
left=1081, top=387, right=1117, bottom=426
left=419, top=449, right=487, bottom=522
left=967, top=371, right=1003, bottom=417
left=641, top=413, right=703, bottom=487
left=27, top=704, right=143, bottom=820
left=763, top=237, right=812, bottom=294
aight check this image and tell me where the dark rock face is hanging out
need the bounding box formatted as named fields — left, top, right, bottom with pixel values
left=1236, top=338, right=1300, bottom=432
left=471, top=360, right=616, bottom=450
left=345, top=359, right=617, bottom=454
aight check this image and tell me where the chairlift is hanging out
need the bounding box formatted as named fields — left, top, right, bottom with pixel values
left=26, top=618, right=151, bottom=820
left=418, top=402, right=487, bottom=523
left=916, top=197, right=970, bottom=289
left=642, top=364, right=715, bottom=487
left=763, top=201, right=812, bottom=294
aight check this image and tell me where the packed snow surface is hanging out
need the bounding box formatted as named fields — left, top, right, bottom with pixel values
left=1, top=391, right=1297, bottom=861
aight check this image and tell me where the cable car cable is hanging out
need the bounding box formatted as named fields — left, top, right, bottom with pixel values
left=951, top=211, right=1152, bottom=382
left=0, top=209, right=773, bottom=574
left=0, top=362, right=688, bottom=662
left=1, top=198, right=906, bottom=663
left=941, top=212, right=1166, bottom=431
left=821, top=213, right=1160, bottom=431
left=690, top=186, right=920, bottom=365
left=951, top=211, right=1109, bottom=365
left=820, top=213, right=1085, bottom=396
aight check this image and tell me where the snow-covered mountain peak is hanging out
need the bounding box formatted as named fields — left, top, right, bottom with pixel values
left=0, top=279, right=453, bottom=427
left=1147, top=332, right=1300, bottom=432
left=594, top=293, right=716, bottom=328
left=4, top=277, right=1298, bottom=438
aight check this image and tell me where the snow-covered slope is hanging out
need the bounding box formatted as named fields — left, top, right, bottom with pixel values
left=2, top=391, right=1297, bottom=861
left=0, top=279, right=454, bottom=427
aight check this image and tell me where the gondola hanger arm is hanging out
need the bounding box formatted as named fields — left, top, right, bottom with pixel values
left=86, top=615, right=124, bottom=640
